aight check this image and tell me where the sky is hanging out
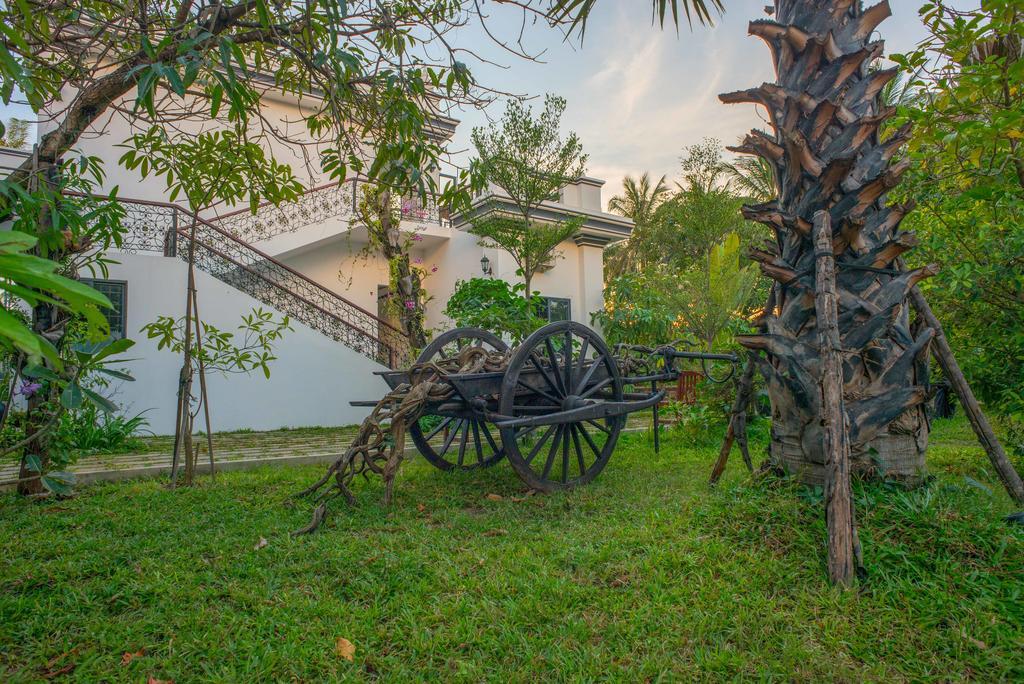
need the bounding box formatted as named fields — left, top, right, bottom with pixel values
left=441, top=0, right=955, bottom=209
left=0, top=1, right=963, bottom=210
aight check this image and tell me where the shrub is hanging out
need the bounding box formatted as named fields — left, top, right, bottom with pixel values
left=443, top=278, right=545, bottom=344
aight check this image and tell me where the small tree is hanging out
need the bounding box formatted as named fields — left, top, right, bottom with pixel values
left=470, top=94, right=587, bottom=297
left=444, top=278, right=545, bottom=343
left=142, top=307, right=290, bottom=485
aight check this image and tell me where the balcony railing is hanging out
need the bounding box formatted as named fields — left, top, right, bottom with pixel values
left=212, top=178, right=451, bottom=245
left=112, top=196, right=410, bottom=368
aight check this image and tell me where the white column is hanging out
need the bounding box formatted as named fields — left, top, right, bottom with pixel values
left=574, top=235, right=608, bottom=329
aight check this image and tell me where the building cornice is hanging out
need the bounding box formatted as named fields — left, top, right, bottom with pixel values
left=452, top=194, right=634, bottom=245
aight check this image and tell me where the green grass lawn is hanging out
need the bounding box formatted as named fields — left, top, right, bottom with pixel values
left=1, top=417, right=1021, bottom=682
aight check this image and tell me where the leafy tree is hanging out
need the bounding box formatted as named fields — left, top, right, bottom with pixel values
left=721, top=156, right=776, bottom=203
left=0, top=0, right=558, bottom=494
left=675, top=232, right=757, bottom=350
left=443, top=278, right=545, bottom=344
left=605, top=172, right=671, bottom=278
left=0, top=117, right=29, bottom=149
left=469, top=94, right=587, bottom=297
left=892, top=0, right=1024, bottom=415
left=592, top=270, right=682, bottom=346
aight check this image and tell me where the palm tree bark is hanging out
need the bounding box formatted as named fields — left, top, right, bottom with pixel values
left=722, top=1, right=936, bottom=484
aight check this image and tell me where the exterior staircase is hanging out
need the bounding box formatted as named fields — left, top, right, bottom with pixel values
left=116, top=195, right=411, bottom=368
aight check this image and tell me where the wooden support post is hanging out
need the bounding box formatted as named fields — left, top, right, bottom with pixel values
left=710, top=353, right=758, bottom=485
left=908, top=286, right=1024, bottom=505
left=813, top=211, right=858, bottom=587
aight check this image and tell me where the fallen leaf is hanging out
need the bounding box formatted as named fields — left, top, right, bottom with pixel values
left=147, top=678, right=174, bottom=684
left=254, top=537, right=269, bottom=550
left=962, top=631, right=987, bottom=650
left=485, top=493, right=503, bottom=501
left=483, top=528, right=508, bottom=537
left=335, top=637, right=356, bottom=661
left=40, top=663, right=75, bottom=679
left=416, top=503, right=426, bottom=513
left=121, top=649, right=145, bottom=665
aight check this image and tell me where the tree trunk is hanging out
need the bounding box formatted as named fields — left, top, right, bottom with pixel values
left=378, top=191, right=427, bottom=351
left=814, top=212, right=860, bottom=586
left=722, top=1, right=936, bottom=485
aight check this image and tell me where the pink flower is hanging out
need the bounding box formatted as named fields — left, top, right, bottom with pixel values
left=431, top=266, right=438, bottom=273
left=16, top=381, right=42, bottom=398
left=405, top=300, right=416, bottom=310
left=411, top=233, right=423, bottom=241
left=413, top=257, right=423, bottom=264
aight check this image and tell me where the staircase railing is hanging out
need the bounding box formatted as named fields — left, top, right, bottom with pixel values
left=113, top=196, right=411, bottom=368
left=211, top=178, right=451, bottom=245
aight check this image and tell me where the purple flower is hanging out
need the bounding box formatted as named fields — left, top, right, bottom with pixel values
left=405, top=300, right=416, bottom=310
left=431, top=266, right=438, bottom=273
left=16, top=381, right=42, bottom=398
left=413, top=257, right=424, bottom=264
left=411, top=233, right=423, bottom=242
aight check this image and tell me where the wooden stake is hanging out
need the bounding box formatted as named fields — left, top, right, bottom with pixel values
left=710, top=353, right=758, bottom=485
left=191, top=287, right=216, bottom=480
left=813, top=211, right=858, bottom=588
left=908, top=286, right=1024, bottom=505
left=170, top=214, right=199, bottom=486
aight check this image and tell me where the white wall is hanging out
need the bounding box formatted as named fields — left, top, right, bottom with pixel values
left=105, top=253, right=387, bottom=435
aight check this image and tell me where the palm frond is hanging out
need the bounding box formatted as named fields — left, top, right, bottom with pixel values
left=548, top=0, right=724, bottom=39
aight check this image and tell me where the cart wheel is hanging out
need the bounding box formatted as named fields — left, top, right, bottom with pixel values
left=409, top=327, right=509, bottom=471
left=498, top=321, right=625, bottom=492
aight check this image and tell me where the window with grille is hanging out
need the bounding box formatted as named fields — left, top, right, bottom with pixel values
left=81, top=279, right=127, bottom=339
left=540, top=296, right=571, bottom=323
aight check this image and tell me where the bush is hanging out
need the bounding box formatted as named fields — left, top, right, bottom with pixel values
left=53, top=403, right=149, bottom=455
left=443, top=278, right=545, bottom=344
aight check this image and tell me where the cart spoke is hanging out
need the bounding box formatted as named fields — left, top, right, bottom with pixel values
left=574, top=352, right=603, bottom=395
left=580, top=376, right=613, bottom=399
left=563, top=330, right=574, bottom=390
left=574, top=338, right=590, bottom=391
left=438, top=419, right=463, bottom=456
left=480, top=422, right=503, bottom=459
left=423, top=416, right=454, bottom=441
left=576, top=421, right=603, bottom=461
left=471, top=420, right=485, bottom=464
left=585, top=419, right=611, bottom=435
left=571, top=425, right=587, bottom=476
left=456, top=420, right=470, bottom=466
left=545, top=338, right=567, bottom=395
left=516, top=379, right=560, bottom=405
left=529, top=351, right=563, bottom=398
left=525, top=425, right=555, bottom=465
left=541, top=426, right=563, bottom=480
left=561, top=424, right=570, bottom=483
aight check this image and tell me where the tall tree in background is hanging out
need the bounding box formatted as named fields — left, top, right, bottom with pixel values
left=605, top=172, right=670, bottom=277
left=721, top=0, right=936, bottom=483
left=893, top=1, right=1024, bottom=418
left=469, top=94, right=587, bottom=297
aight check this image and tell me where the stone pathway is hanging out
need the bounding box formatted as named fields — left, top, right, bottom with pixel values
left=1, top=415, right=655, bottom=489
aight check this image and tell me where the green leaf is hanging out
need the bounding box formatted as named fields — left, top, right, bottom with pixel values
left=41, top=471, right=75, bottom=496
left=82, top=387, right=118, bottom=414
left=60, top=382, right=84, bottom=409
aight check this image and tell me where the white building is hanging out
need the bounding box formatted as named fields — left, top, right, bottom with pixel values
left=1, top=101, right=632, bottom=434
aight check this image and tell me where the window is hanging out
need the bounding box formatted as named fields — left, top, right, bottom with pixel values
left=540, top=296, right=571, bottom=323
left=81, top=279, right=127, bottom=339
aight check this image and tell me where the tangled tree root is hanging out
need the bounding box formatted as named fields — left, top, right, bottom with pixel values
left=292, top=345, right=510, bottom=535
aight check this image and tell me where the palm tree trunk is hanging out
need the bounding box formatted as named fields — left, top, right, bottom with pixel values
left=721, top=0, right=935, bottom=484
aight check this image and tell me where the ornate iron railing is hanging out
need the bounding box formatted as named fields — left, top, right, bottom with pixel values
left=113, top=196, right=411, bottom=368
left=212, top=178, right=451, bottom=244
